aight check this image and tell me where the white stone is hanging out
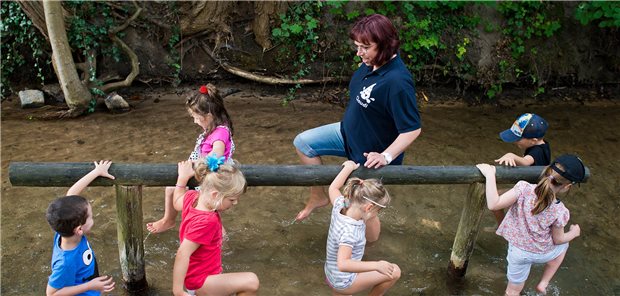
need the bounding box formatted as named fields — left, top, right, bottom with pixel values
left=18, top=89, right=45, bottom=108
left=104, top=92, right=130, bottom=112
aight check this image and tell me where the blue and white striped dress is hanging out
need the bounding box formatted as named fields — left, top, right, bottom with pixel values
left=324, top=196, right=366, bottom=290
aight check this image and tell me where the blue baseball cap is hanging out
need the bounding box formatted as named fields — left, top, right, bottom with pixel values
left=499, top=113, right=548, bottom=142
left=551, top=154, right=586, bottom=184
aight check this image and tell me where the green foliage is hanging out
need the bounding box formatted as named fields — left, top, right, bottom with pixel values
left=497, top=2, right=561, bottom=59
left=575, top=1, right=620, bottom=28
left=65, top=1, right=122, bottom=82
left=0, top=1, right=48, bottom=97
left=272, top=1, right=325, bottom=104
left=168, top=25, right=182, bottom=87
left=486, top=2, right=562, bottom=98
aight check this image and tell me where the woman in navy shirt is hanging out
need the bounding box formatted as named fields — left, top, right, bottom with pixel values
left=293, top=14, right=422, bottom=227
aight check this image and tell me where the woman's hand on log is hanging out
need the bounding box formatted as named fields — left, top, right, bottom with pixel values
left=363, top=151, right=388, bottom=169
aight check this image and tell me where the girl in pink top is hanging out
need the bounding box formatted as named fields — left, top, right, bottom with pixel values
left=171, top=156, right=258, bottom=296
left=147, top=84, right=236, bottom=234
left=477, top=154, right=586, bottom=296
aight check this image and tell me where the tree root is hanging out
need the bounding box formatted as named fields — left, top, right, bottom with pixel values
left=99, top=1, right=142, bottom=94
left=199, top=42, right=346, bottom=85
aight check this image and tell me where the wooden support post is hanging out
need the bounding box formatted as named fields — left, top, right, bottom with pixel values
left=448, top=182, right=486, bottom=279
left=115, top=185, right=148, bottom=292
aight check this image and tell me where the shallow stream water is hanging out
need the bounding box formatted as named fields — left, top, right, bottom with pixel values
left=2, top=84, right=619, bottom=295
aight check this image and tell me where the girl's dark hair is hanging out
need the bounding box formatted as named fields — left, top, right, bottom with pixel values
left=186, top=83, right=234, bottom=136
left=349, top=14, right=400, bottom=67
left=46, top=195, right=89, bottom=237
left=533, top=163, right=571, bottom=215
left=342, top=177, right=390, bottom=208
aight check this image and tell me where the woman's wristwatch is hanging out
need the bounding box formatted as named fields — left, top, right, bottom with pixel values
left=381, top=152, right=393, bottom=164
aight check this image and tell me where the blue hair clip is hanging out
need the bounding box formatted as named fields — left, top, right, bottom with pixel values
left=205, top=155, right=225, bottom=172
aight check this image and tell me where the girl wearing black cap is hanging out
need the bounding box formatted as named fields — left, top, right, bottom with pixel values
left=476, top=154, right=586, bottom=296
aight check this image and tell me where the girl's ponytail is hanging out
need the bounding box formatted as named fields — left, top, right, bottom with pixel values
left=194, top=160, right=247, bottom=202
left=533, top=164, right=570, bottom=215
left=342, top=178, right=364, bottom=206
left=342, top=177, right=390, bottom=208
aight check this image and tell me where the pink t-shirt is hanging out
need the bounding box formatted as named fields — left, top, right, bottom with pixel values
left=200, top=126, right=233, bottom=159
left=496, top=181, right=570, bottom=254
left=178, top=190, right=223, bottom=290
left=188, top=125, right=234, bottom=162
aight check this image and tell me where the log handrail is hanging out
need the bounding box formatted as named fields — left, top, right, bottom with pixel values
left=8, top=162, right=590, bottom=187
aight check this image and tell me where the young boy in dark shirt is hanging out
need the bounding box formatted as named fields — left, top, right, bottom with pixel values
left=492, top=113, right=551, bottom=225
left=496, top=113, right=550, bottom=166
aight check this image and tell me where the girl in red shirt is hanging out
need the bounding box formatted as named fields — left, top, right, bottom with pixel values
left=171, top=156, right=258, bottom=296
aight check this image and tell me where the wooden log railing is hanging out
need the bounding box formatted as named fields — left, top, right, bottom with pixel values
left=8, top=162, right=590, bottom=292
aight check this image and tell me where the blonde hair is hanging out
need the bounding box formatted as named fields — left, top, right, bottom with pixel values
left=533, top=163, right=571, bottom=215
left=186, top=83, right=234, bottom=137
left=194, top=162, right=247, bottom=210
left=342, top=177, right=390, bottom=208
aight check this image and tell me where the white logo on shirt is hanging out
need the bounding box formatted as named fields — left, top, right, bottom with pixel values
left=356, top=83, right=376, bottom=108
left=82, top=240, right=93, bottom=265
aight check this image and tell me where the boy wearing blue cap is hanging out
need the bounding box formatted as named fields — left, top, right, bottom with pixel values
left=492, top=113, right=551, bottom=226
left=496, top=113, right=551, bottom=166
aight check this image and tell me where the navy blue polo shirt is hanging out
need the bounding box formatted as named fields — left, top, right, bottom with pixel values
left=341, top=54, right=421, bottom=164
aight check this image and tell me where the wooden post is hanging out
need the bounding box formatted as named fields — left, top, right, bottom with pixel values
left=115, top=185, right=148, bottom=292
left=448, top=182, right=486, bottom=279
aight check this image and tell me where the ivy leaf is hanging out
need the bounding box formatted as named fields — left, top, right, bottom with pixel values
left=289, top=24, right=303, bottom=34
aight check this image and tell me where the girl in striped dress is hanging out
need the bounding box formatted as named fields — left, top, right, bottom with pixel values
left=324, top=160, right=400, bottom=295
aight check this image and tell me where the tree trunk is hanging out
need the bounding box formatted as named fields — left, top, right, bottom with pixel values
left=43, top=0, right=91, bottom=115
left=252, top=1, right=287, bottom=50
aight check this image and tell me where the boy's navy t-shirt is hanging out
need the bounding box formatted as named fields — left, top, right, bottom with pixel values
left=341, top=54, right=421, bottom=164
left=525, top=141, right=551, bottom=166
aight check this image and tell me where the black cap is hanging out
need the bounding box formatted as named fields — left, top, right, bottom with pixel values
left=550, top=154, right=586, bottom=184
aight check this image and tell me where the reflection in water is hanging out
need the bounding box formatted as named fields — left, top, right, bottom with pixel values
left=1, top=92, right=619, bottom=295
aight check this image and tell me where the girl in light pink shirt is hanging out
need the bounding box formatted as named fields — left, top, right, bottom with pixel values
left=477, top=154, right=586, bottom=296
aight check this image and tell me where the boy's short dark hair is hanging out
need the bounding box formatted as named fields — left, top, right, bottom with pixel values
left=46, top=195, right=89, bottom=237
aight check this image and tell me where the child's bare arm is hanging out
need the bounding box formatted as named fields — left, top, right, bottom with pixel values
left=172, top=239, right=200, bottom=296
left=209, top=140, right=226, bottom=157
left=46, top=276, right=115, bottom=296
left=495, top=153, right=534, bottom=167
left=328, top=161, right=359, bottom=205
left=552, top=224, right=580, bottom=244
left=476, top=164, right=518, bottom=210
left=172, top=161, right=194, bottom=211
left=66, top=160, right=115, bottom=196
left=335, top=246, right=397, bottom=278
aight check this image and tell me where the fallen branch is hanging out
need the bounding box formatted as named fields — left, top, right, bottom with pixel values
left=200, top=42, right=346, bottom=85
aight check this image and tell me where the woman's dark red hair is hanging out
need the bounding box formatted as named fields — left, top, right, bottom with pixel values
left=349, top=14, right=400, bottom=67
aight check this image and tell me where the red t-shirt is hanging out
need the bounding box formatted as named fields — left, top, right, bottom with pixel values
left=178, top=190, right=223, bottom=290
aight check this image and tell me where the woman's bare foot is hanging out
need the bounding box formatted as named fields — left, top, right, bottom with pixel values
left=295, top=195, right=330, bottom=221
left=146, top=218, right=175, bottom=234
left=536, top=281, right=549, bottom=295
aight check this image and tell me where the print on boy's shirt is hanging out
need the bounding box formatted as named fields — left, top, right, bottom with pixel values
left=356, top=83, right=377, bottom=108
